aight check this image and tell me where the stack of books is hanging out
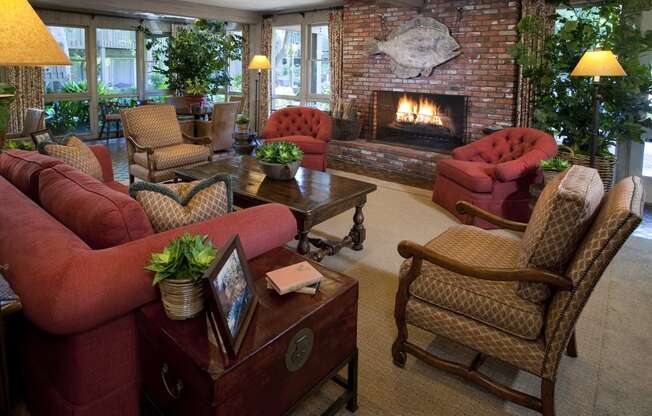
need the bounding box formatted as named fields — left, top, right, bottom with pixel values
left=266, top=261, right=323, bottom=295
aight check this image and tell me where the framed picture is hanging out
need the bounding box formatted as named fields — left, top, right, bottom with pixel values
left=204, top=234, right=257, bottom=359
left=30, top=129, right=54, bottom=147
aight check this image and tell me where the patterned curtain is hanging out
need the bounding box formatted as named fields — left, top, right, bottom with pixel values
left=515, top=0, right=555, bottom=127
left=258, top=18, right=273, bottom=132
left=328, top=9, right=344, bottom=110
left=6, top=66, right=45, bottom=134
left=241, top=24, right=251, bottom=115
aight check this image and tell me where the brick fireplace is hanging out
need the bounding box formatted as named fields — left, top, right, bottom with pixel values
left=328, top=0, right=520, bottom=181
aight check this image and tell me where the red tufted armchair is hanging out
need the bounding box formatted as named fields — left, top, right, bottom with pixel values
left=262, top=107, right=332, bottom=171
left=433, top=128, right=557, bottom=229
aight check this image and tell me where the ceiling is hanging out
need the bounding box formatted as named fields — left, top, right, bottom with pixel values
left=179, top=0, right=342, bottom=13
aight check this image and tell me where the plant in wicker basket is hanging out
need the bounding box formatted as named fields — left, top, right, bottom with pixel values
left=146, top=233, right=217, bottom=320
left=256, top=141, right=304, bottom=180
left=540, top=157, right=571, bottom=183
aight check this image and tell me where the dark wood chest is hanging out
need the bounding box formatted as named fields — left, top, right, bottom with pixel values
left=137, top=248, right=358, bottom=416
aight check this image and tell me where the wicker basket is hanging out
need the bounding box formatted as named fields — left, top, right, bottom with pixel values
left=159, top=278, right=205, bottom=320
left=558, top=150, right=616, bottom=191
left=332, top=118, right=362, bottom=141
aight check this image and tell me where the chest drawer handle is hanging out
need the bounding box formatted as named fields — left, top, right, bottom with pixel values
left=161, top=363, right=183, bottom=399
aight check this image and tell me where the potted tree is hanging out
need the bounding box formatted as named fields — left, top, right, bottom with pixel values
left=255, top=141, right=304, bottom=180
left=510, top=1, right=652, bottom=189
left=149, top=19, right=242, bottom=108
left=145, top=233, right=217, bottom=320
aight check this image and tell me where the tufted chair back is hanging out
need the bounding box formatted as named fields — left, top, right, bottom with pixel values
left=263, top=107, right=332, bottom=142
left=454, top=128, right=557, bottom=164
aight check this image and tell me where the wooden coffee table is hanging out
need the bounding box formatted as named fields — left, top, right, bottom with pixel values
left=176, top=156, right=377, bottom=262
left=138, top=248, right=359, bottom=416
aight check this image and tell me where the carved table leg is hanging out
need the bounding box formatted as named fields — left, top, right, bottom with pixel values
left=297, top=231, right=311, bottom=256
left=349, top=204, right=366, bottom=251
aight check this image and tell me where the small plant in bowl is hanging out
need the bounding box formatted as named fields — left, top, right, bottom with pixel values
left=236, top=114, right=250, bottom=132
left=2, top=139, right=34, bottom=151
left=255, top=141, right=304, bottom=180
left=540, top=157, right=571, bottom=183
left=146, top=233, right=217, bottom=320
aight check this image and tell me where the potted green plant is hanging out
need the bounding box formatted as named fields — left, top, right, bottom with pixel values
left=540, top=157, right=571, bottom=183
left=509, top=1, right=652, bottom=188
left=149, top=19, right=242, bottom=108
left=236, top=114, right=250, bottom=133
left=2, top=139, right=34, bottom=152
left=255, top=141, right=304, bottom=180
left=0, top=83, right=16, bottom=148
left=145, top=233, right=217, bottom=320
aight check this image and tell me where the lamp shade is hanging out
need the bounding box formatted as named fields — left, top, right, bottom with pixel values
left=248, top=55, right=271, bottom=71
left=0, top=0, right=71, bottom=66
left=570, top=50, right=626, bottom=77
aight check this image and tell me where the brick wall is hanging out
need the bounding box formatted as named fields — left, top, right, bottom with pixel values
left=342, top=0, right=520, bottom=141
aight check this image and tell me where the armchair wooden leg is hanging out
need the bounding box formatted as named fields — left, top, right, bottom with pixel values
left=566, top=331, right=578, bottom=358
left=541, top=379, right=556, bottom=416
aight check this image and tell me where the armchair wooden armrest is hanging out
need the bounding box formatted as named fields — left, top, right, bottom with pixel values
left=397, top=240, right=572, bottom=290
left=125, top=136, right=154, bottom=155
left=182, top=133, right=212, bottom=146
left=455, top=201, right=528, bottom=232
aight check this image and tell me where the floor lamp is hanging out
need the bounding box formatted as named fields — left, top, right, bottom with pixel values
left=570, top=50, right=626, bottom=167
left=0, top=0, right=71, bottom=146
left=247, top=55, right=271, bottom=135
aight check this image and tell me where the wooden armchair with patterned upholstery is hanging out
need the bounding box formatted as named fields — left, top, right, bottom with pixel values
left=393, top=166, right=644, bottom=416
left=120, top=105, right=212, bottom=183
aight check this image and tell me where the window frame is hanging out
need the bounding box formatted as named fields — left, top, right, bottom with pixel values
left=270, top=22, right=330, bottom=112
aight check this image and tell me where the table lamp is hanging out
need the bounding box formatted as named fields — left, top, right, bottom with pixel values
left=248, top=55, right=272, bottom=134
left=0, top=0, right=71, bottom=145
left=570, top=50, right=626, bottom=167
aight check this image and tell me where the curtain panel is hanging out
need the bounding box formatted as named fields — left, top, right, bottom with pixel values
left=6, top=66, right=45, bottom=134
left=515, top=0, right=555, bottom=127
left=259, top=17, right=273, bottom=132
left=241, top=24, right=251, bottom=114
left=328, top=9, right=344, bottom=110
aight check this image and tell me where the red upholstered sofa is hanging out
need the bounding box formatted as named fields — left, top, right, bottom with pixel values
left=432, top=128, right=557, bottom=228
left=0, top=148, right=297, bottom=416
left=262, top=107, right=332, bottom=171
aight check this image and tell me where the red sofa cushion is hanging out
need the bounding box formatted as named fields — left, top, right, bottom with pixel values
left=263, top=107, right=332, bottom=142
left=39, top=164, right=154, bottom=249
left=0, top=150, right=62, bottom=200
left=265, top=135, right=328, bottom=154
left=437, top=159, right=495, bottom=193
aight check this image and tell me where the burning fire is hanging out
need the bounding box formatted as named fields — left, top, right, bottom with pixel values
left=396, top=94, right=443, bottom=126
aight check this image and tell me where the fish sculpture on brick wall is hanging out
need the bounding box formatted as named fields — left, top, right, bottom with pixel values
left=367, top=16, right=461, bottom=79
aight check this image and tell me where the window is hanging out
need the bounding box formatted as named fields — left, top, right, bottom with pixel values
left=45, top=26, right=87, bottom=94
left=271, top=23, right=330, bottom=112
left=146, top=34, right=170, bottom=92
left=228, top=30, right=243, bottom=94
left=44, top=26, right=91, bottom=135
left=96, top=28, right=137, bottom=94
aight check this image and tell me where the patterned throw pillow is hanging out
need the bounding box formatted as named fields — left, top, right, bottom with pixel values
left=37, top=135, right=103, bottom=181
left=516, top=165, right=604, bottom=303
left=129, top=175, right=232, bottom=233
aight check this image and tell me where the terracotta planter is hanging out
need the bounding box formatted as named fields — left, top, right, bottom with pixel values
left=159, top=278, right=205, bottom=320
left=237, top=123, right=249, bottom=133
left=258, top=160, right=301, bottom=180
left=184, top=95, right=206, bottom=112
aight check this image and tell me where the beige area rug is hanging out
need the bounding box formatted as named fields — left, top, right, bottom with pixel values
left=290, top=169, right=652, bottom=416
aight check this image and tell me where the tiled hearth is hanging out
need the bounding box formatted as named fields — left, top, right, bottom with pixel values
left=328, top=139, right=450, bottom=182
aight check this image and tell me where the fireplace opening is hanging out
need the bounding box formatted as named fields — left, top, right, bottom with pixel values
left=374, top=91, right=467, bottom=152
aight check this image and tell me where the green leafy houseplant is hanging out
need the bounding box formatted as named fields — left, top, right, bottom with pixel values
left=2, top=139, right=34, bottom=151
left=236, top=114, right=250, bottom=125
left=145, top=233, right=217, bottom=286
left=149, top=19, right=242, bottom=97
left=540, top=157, right=571, bottom=172
left=256, top=141, right=304, bottom=165
left=509, top=1, right=652, bottom=156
